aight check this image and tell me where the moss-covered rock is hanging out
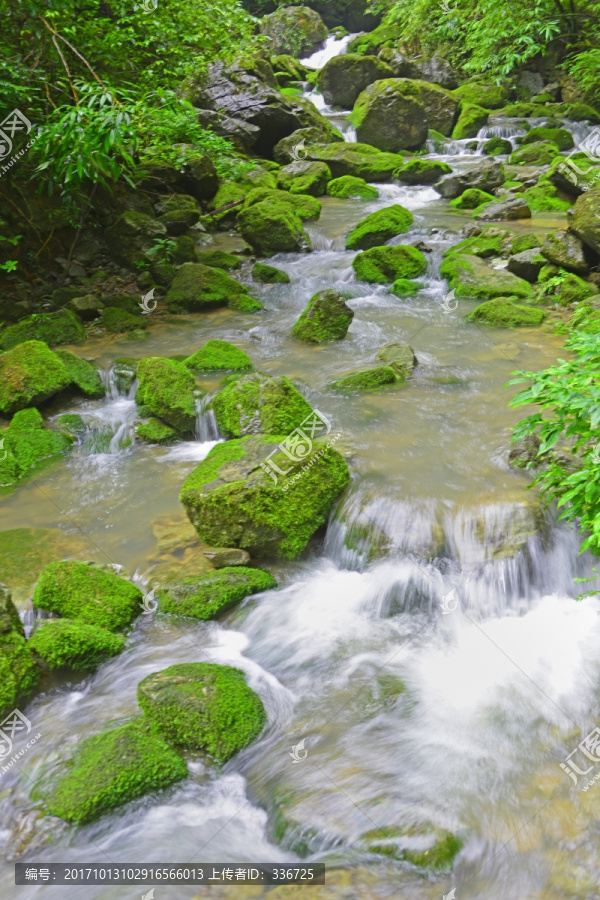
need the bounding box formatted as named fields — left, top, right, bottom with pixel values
left=238, top=201, right=310, bottom=256
left=509, top=141, right=560, bottom=166
left=276, top=160, right=331, bottom=196
left=103, top=211, right=167, bottom=269
left=138, top=662, right=265, bottom=762
left=0, top=408, right=72, bottom=488
left=441, top=253, right=532, bottom=299
left=395, top=159, right=451, bottom=185
left=512, top=233, right=542, bottom=254
left=184, top=339, right=252, bottom=373
left=451, top=103, right=489, bottom=140
left=308, top=142, right=404, bottom=181
left=0, top=340, right=72, bottom=416
left=53, top=349, right=104, bottom=398
left=273, top=125, right=344, bottom=165
left=468, top=297, right=545, bottom=326
left=556, top=272, right=598, bottom=306
left=326, top=175, right=378, bottom=199
left=520, top=126, right=574, bottom=151
left=28, top=619, right=125, bottom=671
left=352, top=79, right=429, bottom=152
left=446, top=229, right=511, bottom=260
left=243, top=187, right=321, bottom=221
left=332, top=365, right=398, bottom=390
left=0, top=309, right=85, bottom=351
left=0, top=583, right=40, bottom=718
left=317, top=53, right=393, bottom=109
left=483, top=136, right=513, bottom=155
left=56, top=413, right=86, bottom=438
left=33, top=560, right=143, bottom=632
left=540, top=230, right=588, bottom=273
left=43, top=719, right=188, bottom=824
left=291, top=289, right=354, bottom=342
left=101, top=307, right=146, bottom=334
left=195, top=250, right=242, bottom=271
left=180, top=434, right=350, bottom=559
left=136, top=417, right=178, bottom=444
left=260, top=5, right=327, bottom=56
left=375, top=341, right=417, bottom=377
left=570, top=188, right=600, bottom=255
left=136, top=357, right=198, bottom=433
left=346, top=205, right=413, bottom=251
left=390, top=278, right=420, bottom=296
left=155, top=193, right=200, bottom=235
left=158, top=566, right=277, bottom=620
left=252, top=261, right=291, bottom=283
left=347, top=20, right=403, bottom=55
left=449, top=188, right=495, bottom=210
left=353, top=244, right=427, bottom=283
left=452, top=81, right=508, bottom=109
left=211, top=372, right=312, bottom=438
left=359, top=823, right=462, bottom=870
left=165, top=262, right=259, bottom=313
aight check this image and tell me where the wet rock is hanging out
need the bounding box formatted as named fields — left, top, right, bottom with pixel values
left=0, top=341, right=72, bottom=416
left=211, top=372, right=313, bottom=438
left=276, top=160, right=331, bottom=196
left=0, top=582, right=40, bottom=718
left=68, top=294, right=104, bottom=320
left=260, top=6, right=327, bottom=56
left=28, top=619, right=125, bottom=671
left=157, top=566, right=277, bottom=620
left=317, top=54, right=393, bottom=109
left=0, top=309, right=85, bottom=352
left=509, top=432, right=541, bottom=468
left=327, top=175, right=378, bottom=198
left=440, top=253, right=532, bottom=299
left=136, top=417, right=178, bottom=445
left=410, top=80, right=460, bottom=136
left=451, top=103, right=488, bottom=139
left=541, top=231, right=589, bottom=274
left=332, top=365, right=399, bottom=390
left=353, top=244, right=427, bottom=284
left=103, top=211, right=167, bottom=269
left=136, top=357, right=199, bottom=433
left=155, top=194, right=200, bottom=235
left=184, top=339, right=252, bottom=372
left=506, top=248, right=546, bottom=281
left=306, top=0, right=381, bottom=31
left=468, top=297, right=545, bottom=327
left=434, top=159, right=505, bottom=199
left=291, top=289, right=354, bottom=342
left=345, top=204, right=413, bottom=250
left=376, top=342, right=417, bottom=377
left=273, top=126, right=343, bottom=165
left=251, top=261, right=291, bottom=283
left=203, top=548, right=251, bottom=567
left=352, top=79, right=429, bottom=152
left=520, top=126, right=574, bottom=151
left=474, top=197, right=532, bottom=221
left=238, top=201, right=310, bottom=255
left=483, top=137, right=513, bottom=156
left=570, top=188, right=600, bottom=255
left=165, top=262, right=260, bottom=312
left=179, top=435, right=350, bottom=559
left=453, top=81, right=508, bottom=109
left=358, top=822, right=462, bottom=870
left=112, top=358, right=137, bottom=394
left=396, top=158, right=451, bottom=185
left=509, top=141, right=560, bottom=166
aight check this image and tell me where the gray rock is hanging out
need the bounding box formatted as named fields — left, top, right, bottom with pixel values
left=69, top=294, right=104, bottom=320
left=317, top=54, right=393, bottom=110
left=475, top=198, right=532, bottom=221
left=435, top=159, right=505, bottom=199
left=354, top=78, right=429, bottom=152
left=541, top=230, right=589, bottom=274
left=260, top=6, right=327, bottom=56
left=203, top=548, right=251, bottom=568
left=375, top=342, right=417, bottom=377
left=406, top=55, right=459, bottom=90
left=518, top=71, right=544, bottom=97
left=273, top=127, right=343, bottom=164
left=507, top=248, right=545, bottom=282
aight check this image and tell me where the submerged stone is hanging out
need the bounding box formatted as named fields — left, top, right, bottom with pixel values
left=376, top=342, right=417, bottom=377
left=135, top=417, right=178, bottom=444
left=359, top=822, right=462, bottom=870
left=331, top=365, right=399, bottom=391
left=291, top=289, right=354, bottom=342
left=158, top=566, right=277, bottom=620
left=252, top=261, right=291, bottom=283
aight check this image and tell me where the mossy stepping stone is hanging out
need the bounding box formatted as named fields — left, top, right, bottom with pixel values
left=158, top=566, right=277, bottom=620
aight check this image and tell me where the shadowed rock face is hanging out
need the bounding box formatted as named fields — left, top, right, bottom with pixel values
left=317, top=55, right=393, bottom=110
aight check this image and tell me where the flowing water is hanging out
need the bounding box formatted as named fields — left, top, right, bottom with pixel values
left=2, top=38, right=600, bottom=900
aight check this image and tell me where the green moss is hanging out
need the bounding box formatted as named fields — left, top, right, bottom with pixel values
left=136, top=417, right=178, bottom=444
left=562, top=101, right=600, bottom=123
left=0, top=584, right=40, bottom=718
left=452, top=81, right=507, bottom=109
left=347, top=21, right=403, bottom=55
left=55, top=413, right=86, bottom=437
left=376, top=341, right=416, bottom=377
left=353, top=244, right=427, bottom=284
left=136, top=357, right=198, bottom=433
left=441, top=253, right=532, bottom=299
left=291, top=289, right=353, bottom=342
left=327, top=176, right=378, bottom=199
left=53, top=349, right=104, bottom=398
left=452, top=104, right=489, bottom=140
left=179, top=434, right=350, bottom=559
left=0, top=407, right=72, bottom=488
left=252, top=261, right=291, bottom=283
left=184, top=339, right=252, bottom=372
left=138, top=662, right=266, bottom=762
left=227, top=293, right=263, bottom=312
left=238, top=202, right=309, bottom=256
left=509, top=141, right=560, bottom=166
left=557, top=273, right=598, bottom=306
left=211, top=372, right=312, bottom=438
left=195, top=250, right=242, bottom=270
left=360, top=824, right=462, bottom=870
left=0, top=309, right=85, bottom=351
left=395, top=159, right=451, bottom=185
left=309, top=143, right=404, bottom=182
left=523, top=179, right=571, bottom=211
left=103, top=293, right=141, bottom=315
left=42, top=719, right=188, bottom=824
left=165, top=262, right=252, bottom=313
left=511, top=233, right=542, bottom=254
left=332, top=365, right=399, bottom=391
left=390, top=278, right=420, bottom=296
left=449, top=188, right=495, bottom=210
left=520, top=126, right=574, bottom=151
left=445, top=230, right=510, bottom=259
left=277, top=161, right=331, bottom=196
left=102, top=307, right=146, bottom=334
left=158, top=566, right=277, bottom=620
left=0, top=337, right=71, bottom=415
left=468, top=297, right=545, bottom=326
left=483, top=137, right=513, bottom=155
left=243, top=188, right=321, bottom=222
left=33, top=560, right=143, bottom=631
left=346, top=204, right=413, bottom=251
left=28, top=619, right=125, bottom=671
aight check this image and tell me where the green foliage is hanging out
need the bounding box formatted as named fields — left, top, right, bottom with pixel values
left=565, top=49, right=600, bottom=106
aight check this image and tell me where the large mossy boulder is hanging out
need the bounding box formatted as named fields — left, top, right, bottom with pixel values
left=345, top=204, right=413, bottom=250
left=307, top=142, right=404, bottom=181
left=434, top=158, right=504, bottom=199
left=211, top=372, right=313, bottom=438
left=409, top=80, right=459, bottom=136
left=243, top=187, right=321, bottom=221
left=541, top=230, right=589, bottom=274
left=449, top=188, right=495, bottom=210
left=440, top=253, right=532, bottom=299
left=570, top=188, right=600, bottom=255
left=103, top=211, right=167, bottom=269
left=136, top=357, right=198, bottom=433
left=184, top=340, right=252, bottom=372
left=520, top=126, right=574, bottom=151
left=395, top=159, right=451, bottom=185
left=179, top=435, right=350, bottom=559
left=0, top=408, right=72, bottom=488
left=451, top=103, right=489, bottom=140
left=43, top=719, right=188, bottom=824
left=32, top=561, right=143, bottom=632
left=165, top=262, right=260, bottom=313
left=452, top=81, right=508, bottom=109
left=276, top=160, right=331, bottom=196
left=0, top=583, right=40, bottom=718
left=54, top=350, right=104, bottom=399
left=291, top=289, right=354, bottom=342
left=158, top=567, right=277, bottom=620
left=28, top=619, right=125, bottom=672
left=327, top=175, right=378, bottom=199
left=0, top=341, right=72, bottom=415
left=353, top=244, right=427, bottom=283
left=138, top=662, right=266, bottom=762
left=468, top=297, right=546, bottom=327
left=252, top=261, right=291, bottom=283
left=317, top=54, right=393, bottom=109
left=352, top=79, right=429, bottom=152
left=509, top=141, right=560, bottom=166
left=273, top=125, right=344, bottom=164
left=238, top=201, right=310, bottom=255
left=0, top=309, right=85, bottom=351
left=260, top=6, right=327, bottom=56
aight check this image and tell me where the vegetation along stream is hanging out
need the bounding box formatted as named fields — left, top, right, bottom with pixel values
left=2, top=0, right=600, bottom=898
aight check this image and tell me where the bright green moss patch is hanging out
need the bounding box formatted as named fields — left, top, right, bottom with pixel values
left=0, top=408, right=72, bottom=488
left=509, top=141, right=560, bottom=166
left=276, top=161, right=331, bottom=196
left=360, top=823, right=463, bottom=870
left=450, top=188, right=495, bottom=210
left=395, top=159, right=451, bottom=185
left=138, top=662, right=266, bottom=762
left=511, top=234, right=542, bottom=254
left=353, top=244, right=427, bottom=284
left=520, top=126, right=574, bottom=151
left=136, top=417, right=178, bottom=444
left=445, top=231, right=510, bottom=260
left=165, top=262, right=254, bottom=313
left=468, top=297, right=545, bottom=327
left=195, top=250, right=242, bottom=270
left=557, top=273, right=598, bottom=306
left=211, top=373, right=312, bottom=438
left=291, top=289, right=354, bottom=342
left=158, top=567, right=277, bottom=620
left=238, top=201, right=309, bottom=256
left=346, top=204, right=413, bottom=251
left=0, top=340, right=72, bottom=416
left=33, top=560, right=143, bottom=631
left=332, top=365, right=399, bottom=391
left=102, top=307, right=146, bottom=334
left=483, top=137, right=513, bottom=155
left=53, top=350, right=104, bottom=398
left=0, top=309, right=85, bottom=351
left=28, top=619, right=125, bottom=671
left=42, top=719, right=188, bottom=824
left=441, top=253, right=532, bottom=299
left=136, top=357, right=198, bottom=433
left=184, top=340, right=252, bottom=372
left=390, top=278, right=420, bottom=296
left=251, top=261, right=290, bottom=283
left=243, top=188, right=321, bottom=222
left=0, top=584, right=40, bottom=718
left=452, top=104, right=489, bottom=140
left=522, top=180, right=571, bottom=211
left=327, top=176, right=378, bottom=199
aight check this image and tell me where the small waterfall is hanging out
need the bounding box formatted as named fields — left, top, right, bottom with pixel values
left=195, top=395, right=221, bottom=442
left=300, top=33, right=355, bottom=68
